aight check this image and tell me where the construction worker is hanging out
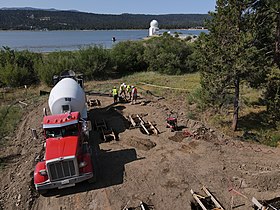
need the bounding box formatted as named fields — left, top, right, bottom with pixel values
left=112, top=86, right=118, bottom=103
left=126, top=84, right=132, bottom=100
left=119, top=83, right=126, bottom=98
left=131, top=86, right=137, bottom=105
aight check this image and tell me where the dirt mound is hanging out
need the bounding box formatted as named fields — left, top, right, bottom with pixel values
left=123, top=136, right=156, bottom=151
left=168, top=131, right=187, bottom=142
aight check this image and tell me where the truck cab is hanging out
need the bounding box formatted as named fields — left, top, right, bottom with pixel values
left=34, top=112, right=95, bottom=192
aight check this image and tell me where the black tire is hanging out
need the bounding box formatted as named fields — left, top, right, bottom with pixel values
left=88, top=147, right=98, bottom=184
left=88, top=174, right=97, bottom=183
left=38, top=189, right=48, bottom=195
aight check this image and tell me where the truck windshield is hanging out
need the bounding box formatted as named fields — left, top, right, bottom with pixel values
left=45, top=124, right=78, bottom=138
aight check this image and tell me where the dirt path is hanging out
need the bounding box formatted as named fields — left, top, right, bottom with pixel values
left=1, top=92, right=280, bottom=210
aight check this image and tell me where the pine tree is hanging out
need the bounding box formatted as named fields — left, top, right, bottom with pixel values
left=197, top=0, right=263, bottom=131
left=252, top=0, right=280, bottom=119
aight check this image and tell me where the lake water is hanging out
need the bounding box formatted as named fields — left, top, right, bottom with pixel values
left=0, top=29, right=208, bottom=52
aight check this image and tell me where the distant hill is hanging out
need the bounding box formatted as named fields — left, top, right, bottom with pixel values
left=0, top=8, right=210, bottom=30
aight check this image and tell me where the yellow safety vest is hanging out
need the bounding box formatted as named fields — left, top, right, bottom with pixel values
left=112, top=88, right=118, bottom=96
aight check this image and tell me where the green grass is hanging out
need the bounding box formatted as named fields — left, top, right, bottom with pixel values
left=0, top=85, right=45, bottom=148
left=123, top=71, right=200, bottom=91
left=84, top=71, right=201, bottom=100
left=0, top=105, right=23, bottom=145
left=0, top=85, right=47, bottom=106
left=204, top=83, right=280, bottom=147
left=241, top=85, right=264, bottom=105
left=122, top=72, right=201, bottom=100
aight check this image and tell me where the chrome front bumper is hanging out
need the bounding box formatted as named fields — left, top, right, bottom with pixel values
left=35, top=172, right=93, bottom=191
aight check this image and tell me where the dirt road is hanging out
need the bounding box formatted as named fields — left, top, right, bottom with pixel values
left=1, top=91, right=280, bottom=210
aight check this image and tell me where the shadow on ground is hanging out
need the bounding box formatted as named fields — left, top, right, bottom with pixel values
left=238, top=111, right=276, bottom=131
left=88, top=103, right=130, bottom=140
left=45, top=147, right=140, bottom=197
left=43, top=103, right=142, bottom=197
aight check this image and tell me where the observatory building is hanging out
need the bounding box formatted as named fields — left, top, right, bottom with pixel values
left=149, top=20, right=159, bottom=36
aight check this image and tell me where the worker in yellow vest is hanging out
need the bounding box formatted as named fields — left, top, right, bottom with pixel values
left=119, top=83, right=126, bottom=98
left=126, top=84, right=132, bottom=100
left=112, top=86, right=118, bottom=103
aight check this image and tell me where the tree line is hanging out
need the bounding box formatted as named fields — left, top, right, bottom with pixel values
left=0, top=9, right=210, bottom=30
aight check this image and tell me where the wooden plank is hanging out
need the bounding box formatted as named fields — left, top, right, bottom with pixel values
left=19, top=101, right=28, bottom=106
left=148, top=121, right=159, bottom=135
left=140, top=122, right=150, bottom=135
left=190, top=189, right=208, bottom=210
left=103, top=129, right=116, bottom=141
left=202, top=186, right=224, bottom=210
left=136, top=114, right=145, bottom=124
left=129, top=115, right=137, bottom=127
left=252, top=197, right=266, bottom=210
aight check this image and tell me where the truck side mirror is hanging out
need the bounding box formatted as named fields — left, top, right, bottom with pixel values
left=43, top=108, right=47, bottom=116
left=77, top=79, right=84, bottom=88
left=31, top=129, right=38, bottom=140
left=52, top=75, right=59, bottom=86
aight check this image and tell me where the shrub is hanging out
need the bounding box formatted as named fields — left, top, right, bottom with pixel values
left=143, top=36, right=193, bottom=75
left=111, top=41, right=147, bottom=74
left=0, top=48, right=41, bottom=87
left=185, top=36, right=192, bottom=41
left=77, top=46, right=112, bottom=80
left=35, top=51, right=77, bottom=85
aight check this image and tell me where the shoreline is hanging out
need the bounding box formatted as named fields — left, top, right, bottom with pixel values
left=0, top=28, right=208, bottom=32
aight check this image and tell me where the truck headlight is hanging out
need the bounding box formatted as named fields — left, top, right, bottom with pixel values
left=39, top=169, right=47, bottom=176
left=79, top=161, right=87, bottom=168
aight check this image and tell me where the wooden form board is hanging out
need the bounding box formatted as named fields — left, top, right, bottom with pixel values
left=148, top=121, right=159, bottom=135
left=128, top=114, right=159, bottom=135
left=190, top=186, right=224, bottom=210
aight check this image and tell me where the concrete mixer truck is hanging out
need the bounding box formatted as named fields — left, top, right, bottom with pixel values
left=34, top=72, right=96, bottom=193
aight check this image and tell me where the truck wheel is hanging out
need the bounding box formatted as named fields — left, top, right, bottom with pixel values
left=38, top=189, right=48, bottom=195
left=88, top=175, right=96, bottom=183
left=88, top=161, right=97, bottom=183
left=88, top=148, right=98, bottom=184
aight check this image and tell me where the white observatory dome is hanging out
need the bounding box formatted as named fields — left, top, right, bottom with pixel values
left=150, top=20, right=158, bottom=28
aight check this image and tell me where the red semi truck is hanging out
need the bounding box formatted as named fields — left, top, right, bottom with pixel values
left=34, top=72, right=96, bottom=193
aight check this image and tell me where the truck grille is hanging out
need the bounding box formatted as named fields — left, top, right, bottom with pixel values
left=48, top=159, right=77, bottom=181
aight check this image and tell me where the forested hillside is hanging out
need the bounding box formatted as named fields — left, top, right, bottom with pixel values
left=0, top=9, right=210, bottom=30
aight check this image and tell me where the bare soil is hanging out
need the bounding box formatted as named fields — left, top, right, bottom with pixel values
left=1, top=89, right=280, bottom=210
